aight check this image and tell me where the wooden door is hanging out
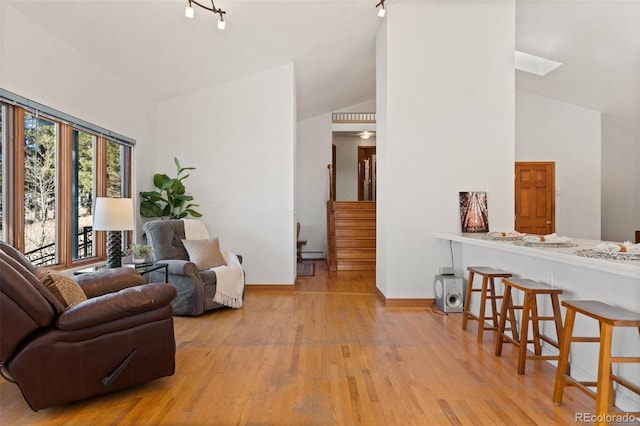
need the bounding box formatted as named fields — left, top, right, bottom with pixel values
left=515, top=162, right=555, bottom=234
left=358, top=147, right=376, bottom=201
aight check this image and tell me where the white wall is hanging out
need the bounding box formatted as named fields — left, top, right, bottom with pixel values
left=156, top=64, right=296, bottom=285
left=516, top=90, right=601, bottom=239
left=296, top=113, right=332, bottom=259
left=335, top=135, right=376, bottom=201
left=377, top=2, right=515, bottom=299
left=601, top=118, right=640, bottom=242
left=0, top=2, right=157, bottom=240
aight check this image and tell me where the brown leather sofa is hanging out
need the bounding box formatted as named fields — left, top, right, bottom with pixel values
left=0, top=241, right=177, bottom=411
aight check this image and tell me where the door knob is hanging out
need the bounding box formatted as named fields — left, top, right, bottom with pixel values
left=546, top=221, right=552, bottom=225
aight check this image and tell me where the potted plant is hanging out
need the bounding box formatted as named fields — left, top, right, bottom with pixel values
left=130, top=243, right=154, bottom=264
left=139, top=157, right=202, bottom=219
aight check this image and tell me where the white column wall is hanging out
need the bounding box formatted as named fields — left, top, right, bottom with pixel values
left=516, top=90, right=601, bottom=240
left=0, top=3, right=157, bottom=240
left=156, top=64, right=296, bottom=285
left=377, top=2, right=515, bottom=299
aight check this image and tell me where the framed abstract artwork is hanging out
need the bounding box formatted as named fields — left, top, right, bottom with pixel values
left=459, top=191, right=489, bottom=233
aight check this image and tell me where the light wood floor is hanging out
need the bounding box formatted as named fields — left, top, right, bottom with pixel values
left=1, top=260, right=597, bottom=425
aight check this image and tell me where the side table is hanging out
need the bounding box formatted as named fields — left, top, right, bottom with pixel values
left=74, top=263, right=168, bottom=283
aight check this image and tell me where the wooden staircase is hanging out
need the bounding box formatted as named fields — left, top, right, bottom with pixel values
left=327, top=201, right=376, bottom=271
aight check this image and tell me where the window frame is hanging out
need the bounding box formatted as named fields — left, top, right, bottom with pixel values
left=0, top=94, right=134, bottom=269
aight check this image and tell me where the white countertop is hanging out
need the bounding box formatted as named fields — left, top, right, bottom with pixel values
left=436, top=232, right=640, bottom=280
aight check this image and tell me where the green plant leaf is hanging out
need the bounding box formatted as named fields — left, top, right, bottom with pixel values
left=142, top=157, right=200, bottom=218
left=139, top=191, right=164, bottom=202
left=185, top=209, right=202, bottom=218
left=140, top=200, right=163, bottom=218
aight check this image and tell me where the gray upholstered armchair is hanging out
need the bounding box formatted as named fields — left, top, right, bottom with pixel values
left=142, top=219, right=242, bottom=316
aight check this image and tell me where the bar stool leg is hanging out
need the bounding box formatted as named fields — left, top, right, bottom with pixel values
left=462, top=271, right=475, bottom=331
left=530, top=295, right=543, bottom=356
left=595, top=323, right=613, bottom=424
left=508, top=293, right=520, bottom=343
left=553, top=308, right=577, bottom=404
left=477, top=275, right=489, bottom=343
left=517, top=293, right=533, bottom=375
left=494, top=285, right=513, bottom=356
left=550, top=294, right=564, bottom=348
left=488, top=278, right=500, bottom=328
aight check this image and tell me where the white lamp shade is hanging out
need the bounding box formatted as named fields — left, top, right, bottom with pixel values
left=93, top=197, right=135, bottom=231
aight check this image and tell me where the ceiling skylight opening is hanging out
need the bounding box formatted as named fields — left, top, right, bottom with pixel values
left=515, top=50, right=562, bottom=76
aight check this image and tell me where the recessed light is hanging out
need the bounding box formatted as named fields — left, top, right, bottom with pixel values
left=515, top=50, right=562, bottom=76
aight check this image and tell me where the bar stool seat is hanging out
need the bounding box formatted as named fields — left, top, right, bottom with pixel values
left=495, top=278, right=564, bottom=375
left=553, top=300, right=640, bottom=425
left=462, top=266, right=512, bottom=343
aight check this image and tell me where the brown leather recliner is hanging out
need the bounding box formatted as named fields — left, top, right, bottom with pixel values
left=0, top=241, right=177, bottom=411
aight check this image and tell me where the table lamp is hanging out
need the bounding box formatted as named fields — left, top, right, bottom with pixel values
left=93, top=197, right=135, bottom=268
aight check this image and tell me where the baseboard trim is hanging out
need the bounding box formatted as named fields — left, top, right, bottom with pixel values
left=245, top=284, right=295, bottom=291
left=375, top=287, right=434, bottom=307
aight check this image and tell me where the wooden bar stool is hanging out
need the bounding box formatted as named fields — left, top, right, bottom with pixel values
left=494, top=278, right=564, bottom=375
left=553, top=300, right=640, bottom=424
left=462, top=266, right=512, bottom=343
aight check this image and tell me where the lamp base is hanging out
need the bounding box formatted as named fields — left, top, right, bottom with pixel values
left=106, top=231, right=123, bottom=268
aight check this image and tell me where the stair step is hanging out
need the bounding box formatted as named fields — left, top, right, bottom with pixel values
left=336, top=239, right=376, bottom=249
left=336, top=262, right=376, bottom=271
left=336, top=229, right=376, bottom=238
left=335, top=219, right=376, bottom=229
left=337, top=250, right=376, bottom=260
left=334, top=210, right=376, bottom=219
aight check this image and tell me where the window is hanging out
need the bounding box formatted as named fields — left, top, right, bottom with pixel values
left=0, top=91, right=134, bottom=268
left=23, top=113, right=57, bottom=264
left=73, top=129, right=95, bottom=260
left=107, top=141, right=123, bottom=198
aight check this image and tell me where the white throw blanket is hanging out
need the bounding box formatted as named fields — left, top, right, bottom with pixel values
left=595, top=241, right=640, bottom=253
left=211, top=250, right=244, bottom=308
left=183, top=219, right=210, bottom=240
left=523, top=233, right=570, bottom=243
left=182, top=219, right=244, bottom=307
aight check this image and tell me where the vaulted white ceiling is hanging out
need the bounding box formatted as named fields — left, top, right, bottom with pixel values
left=5, top=0, right=640, bottom=128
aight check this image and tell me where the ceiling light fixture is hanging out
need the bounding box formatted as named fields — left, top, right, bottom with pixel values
left=515, top=50, right=562, bottom=76
left=185, top=0, right=226, bottom=30
left=376, top=0, right=386, bottom=18
left=360, top=132, right=371, bottom=140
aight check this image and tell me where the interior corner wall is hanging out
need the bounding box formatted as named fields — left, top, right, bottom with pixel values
left=156, top=64, right=296, bottom=285
left=377, top=2, right=515, bottom=299
left=601, top=118, right=639, bottom=242
left=296, top=113, right=332, bottom=259
left=0, top=2, right=157, bottom=240
left=516, top=90, right=601, bottom=239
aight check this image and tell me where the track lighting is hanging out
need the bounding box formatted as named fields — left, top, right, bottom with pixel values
left=185, top=5, right=194, bottom=19
left=376, top=0, right=386, bottom=18
left=185, top=0, right=227, bottom=30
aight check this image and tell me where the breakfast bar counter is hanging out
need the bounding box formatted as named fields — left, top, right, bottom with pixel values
left=436, top=232, right=640, bottom=412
